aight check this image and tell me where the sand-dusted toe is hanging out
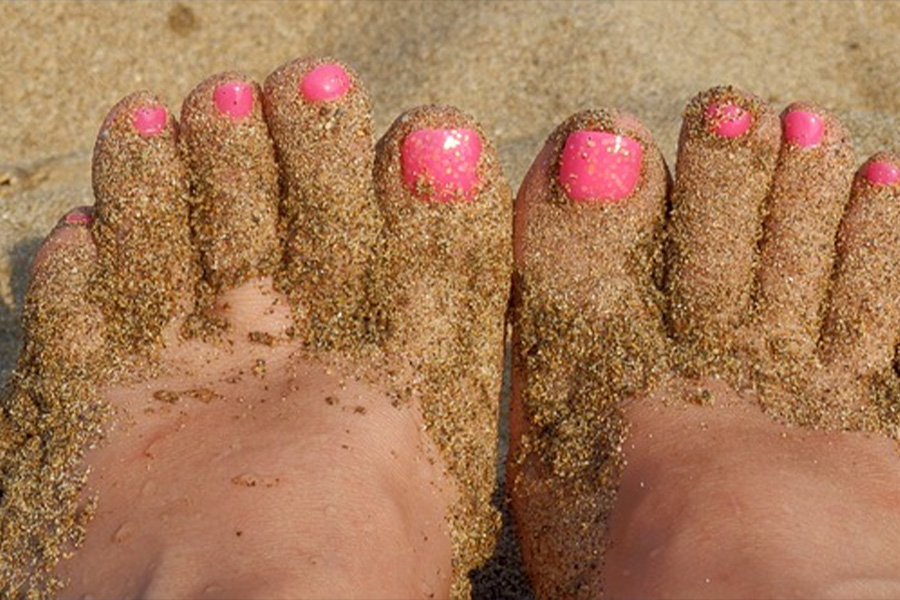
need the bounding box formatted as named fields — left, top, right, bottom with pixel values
left=665, top=87, right=780, bottom=371
left=263, top=58, right=381, bottom=347
left=91, top=92, right=195, bottom=352
left=179, top=73, right=280, bottom=297
left=755, top=103, right=855, bottom=363
left=821, top=153, right=900, bottom=379
left=0, top=208, right=106, bottom=596
left=371, top=105, right=512, bottom=598
left=508, top=109, right=669, bottom=599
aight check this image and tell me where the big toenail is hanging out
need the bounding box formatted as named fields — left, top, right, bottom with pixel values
left=132, top=105, right=168, bottom=137
left=300, top=63, right=351, bottom=102
left=62, top=206, right=94, bottom=227
left=863, top=160, right=900, bottom=187
left=401, top=128, right=481, bottom=202
left=558, top=130, right=642, bottom=202
left=705, top=103, right=751, bottom=138
left=783, top=110, right=824, bottom=148
left=214, top=81, right=253, bottom=119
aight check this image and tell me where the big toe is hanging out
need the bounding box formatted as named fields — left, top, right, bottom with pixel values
left=370, top=104, right=512, bottom=597
left=508, top=108, right=669, bottom=599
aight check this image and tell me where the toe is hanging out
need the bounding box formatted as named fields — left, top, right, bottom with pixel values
left=21, top=207, right=105, bottom=373
left=371, top=105, right=512, bottom=596
left=755, top=103, right=856, bottom=360
left=91, top=92, right=195, bottom=351
left=665, top=87, right=780, bottom=371
left=512, top=109, right=669, bottom=407
left=821, top=153, right=900, bottom=378
left=179, top=73, right=280, bottom=295
left=508, top=109, right=669, bottom=599
left=2, top=208, right=107, bottom=594
left=263, top=58, right=381, bottom=346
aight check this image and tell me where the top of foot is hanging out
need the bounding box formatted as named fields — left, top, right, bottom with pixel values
left=509, top=86, right=900, bottom=598
left=1, top=57, right=511, bottom=599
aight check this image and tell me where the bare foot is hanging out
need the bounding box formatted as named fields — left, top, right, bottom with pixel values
left=509, top=87, right=900, bottom=598
left=0, top=57, right=511, bottom=599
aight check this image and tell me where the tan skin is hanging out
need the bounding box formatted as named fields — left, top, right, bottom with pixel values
left=21, top=65, right=900, bottom=598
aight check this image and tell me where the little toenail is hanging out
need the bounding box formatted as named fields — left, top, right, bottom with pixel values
left=705, top=103, right=751, bottom=138
left=132, top=105, right=168, bottom=137
left=214, top=81, right=253, bottom=119
left=864, top=160, right=900, bottom=186
left=783, top=110, right=824, bottom=148
left=62, top=207, right=94, bottom=227
left=558, top=130, right=643, bottom=202
left=300, top=63, right=351, bottom=102
left=401, top=128, right=482, bottom=202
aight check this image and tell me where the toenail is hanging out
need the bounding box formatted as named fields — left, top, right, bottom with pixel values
left=300, top=63, right=351, bottom=102
left=62, top=206, right=94, bottom=227
left=558, top=130, right=642, bottom=202
left=863, top=160, right=900, bottom=187
left=401, top=128, right=482, bottom=202
left=214, top=80, right=254, bottom=119
left=705, top=103, right=751, bottom=138
left=132, top=105, right=168, bottom=137
left=783, top=110, right=824, bottom=148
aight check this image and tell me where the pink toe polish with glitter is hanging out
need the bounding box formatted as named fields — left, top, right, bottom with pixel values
left=784, top=110, right=824, bottom=148
left=705, top=103, right=751, bottom=138
left=214, top=81, right=254, bottom=120
left=863, top=160, right=900, bottom=187
left=300, top=63, right=351, bottom=102
left=557, top=130, right=642, bottom=202
left=132, top=105, right=168, bottom=137
left=401, top=128, right=482, bottom=202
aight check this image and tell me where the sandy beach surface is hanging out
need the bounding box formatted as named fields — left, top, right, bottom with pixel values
left=2, top=1, right=900, bottom=596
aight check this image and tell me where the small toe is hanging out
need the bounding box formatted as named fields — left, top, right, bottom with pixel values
left=665, top=86, right=780, bottom=370
left=821, top=153, right=900, bottom=378
left=1, top=207, right=107, bottom=598
left=755, top=102, right=856, bottom=360
left=263, top=58, right=381, bottom=346
left=91, top=91, right=195, bottom=350
left=21, top=207, right=105, bottom=372
left=179, top=72, right=280, bottom=294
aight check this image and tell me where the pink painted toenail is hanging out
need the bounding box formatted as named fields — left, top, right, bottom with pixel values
left=63, top=207, right=94, bottom=226
left=300, top=63, right=351, bottom=102
left=401, top=129, right=482, bottom=202
left=132, top=105, right=168, bottom=137
left=864, top=160, right=900, bottom=186
left=558, top=130, right=643, bottom=202
left=214, top=81, right=253, bottom=120
left=705, top=103, right=751, bottom=138
left=783, top=110, right=824, bottom=148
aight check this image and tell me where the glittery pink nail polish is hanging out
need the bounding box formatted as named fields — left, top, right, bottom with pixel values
left=705, top=103, right=751, bottom=138
left=863, top=160, right=900, bottom=187
left=401, top=128, right=482, bottom=202
left=132, top=105, right=168, bottom=137
left=300, top=63, right=351, bottom=102
left=214, top=81, right=253, bottom=120
left=557, top=130, right=642, bottom=202
left=63, top=207, right=94, bottom=226
left=783, top=110, right=824, bottom=148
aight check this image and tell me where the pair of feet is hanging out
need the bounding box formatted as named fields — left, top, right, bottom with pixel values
left=3, top=56, right=900, bottom=598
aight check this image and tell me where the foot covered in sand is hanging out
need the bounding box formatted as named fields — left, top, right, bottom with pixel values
left=1, top=57, right=511, bottom=598
left=509, top=87, right=900, bottom=598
